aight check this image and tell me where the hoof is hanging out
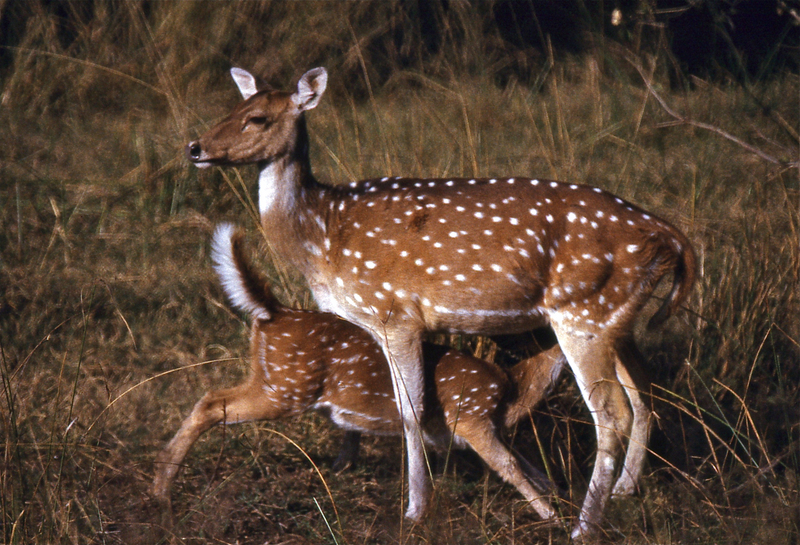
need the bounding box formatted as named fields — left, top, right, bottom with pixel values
left=570, top=519, right=602, bottom=543
left=611, top=477, right=637, bottom=498
left=404, top=501, right=427, bottom=523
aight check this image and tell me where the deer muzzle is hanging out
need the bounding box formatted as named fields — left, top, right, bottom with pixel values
left=186, top=141, right=217, bottom=168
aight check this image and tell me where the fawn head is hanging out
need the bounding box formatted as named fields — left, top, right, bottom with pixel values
left=186, top=67, right=328, bottom=168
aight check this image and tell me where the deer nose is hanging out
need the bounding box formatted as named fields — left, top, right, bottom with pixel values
left=187, top=141, right=203, bottom=160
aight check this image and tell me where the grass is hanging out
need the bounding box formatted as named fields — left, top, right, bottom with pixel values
left=1, top=2, right=798, bottom=544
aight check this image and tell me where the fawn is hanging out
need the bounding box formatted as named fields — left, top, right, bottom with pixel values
left=153, top=224, right=566, bottom=521
left=184, top=67, right=695, bottom=539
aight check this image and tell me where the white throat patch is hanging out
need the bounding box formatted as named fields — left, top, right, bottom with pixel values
left=258, top=161, right=296, bottom=215
left=258, top=162, right=280, bottom=215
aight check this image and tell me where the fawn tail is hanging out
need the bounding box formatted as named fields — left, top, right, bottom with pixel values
left=211, top=223, right=279, bottom=320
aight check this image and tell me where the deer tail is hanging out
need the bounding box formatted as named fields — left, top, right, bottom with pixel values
left=648, top=226, right=697, bottom=329
left=211, top=223, right=280, bottom=321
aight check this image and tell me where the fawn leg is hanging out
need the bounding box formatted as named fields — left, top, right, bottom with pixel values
left=332, top=431, right=362, bottom=472
left=463, top=423, right=557, bottom=521
left=153, top=380, right=272, bottom=500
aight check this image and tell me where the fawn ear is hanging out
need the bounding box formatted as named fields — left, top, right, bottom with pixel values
left=292, top=67, right=327, bottom=111
left=230, top=67, right=259, bottom=100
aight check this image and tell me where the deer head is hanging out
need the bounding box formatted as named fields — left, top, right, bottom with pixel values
left=186, top=67, right=327, bottom=169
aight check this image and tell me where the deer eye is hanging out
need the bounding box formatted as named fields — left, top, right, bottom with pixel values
left=242, top=116, right=269, bottom=131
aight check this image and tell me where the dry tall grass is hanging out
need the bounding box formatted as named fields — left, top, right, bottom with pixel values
left=1, top=2, right=798, bottom=544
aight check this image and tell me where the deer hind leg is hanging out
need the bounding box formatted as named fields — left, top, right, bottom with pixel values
left=380, top=330, right=430, bottom=521
left=461, top=422, right=557, bottom=521
left=153, top=379, right=269, bottom=501
left=552, top=328, right=633, bottom=540
left=612, top=338, right=652, bottom=497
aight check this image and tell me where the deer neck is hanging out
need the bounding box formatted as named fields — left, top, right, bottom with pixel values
left=504, top=353, right=565, bottom=427
left=257, top=152, right=327, bottom=279
left=258, top=114, right=310, bottom=209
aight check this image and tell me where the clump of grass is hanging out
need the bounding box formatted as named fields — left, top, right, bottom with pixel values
left=1, top=2, right=798, bottom=544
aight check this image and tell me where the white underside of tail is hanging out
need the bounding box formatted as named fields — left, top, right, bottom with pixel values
left=211, top=223, right=270, bottom=320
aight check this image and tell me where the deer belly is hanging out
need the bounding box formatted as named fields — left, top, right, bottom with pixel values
left=420, top=294, right=548, bottom=334
left=313, top=269, right=548, bottom=335
left=315, top=401, right=467, bottom=451
left=397, top=282, right=550, bottom=335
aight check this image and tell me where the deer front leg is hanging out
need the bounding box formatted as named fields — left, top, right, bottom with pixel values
left=380, top=330, right=430, bottom=522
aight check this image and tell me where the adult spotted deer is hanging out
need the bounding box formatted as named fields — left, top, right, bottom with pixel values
left=185, top=67, right=696, bottom=539
left=153, top=224, right=565, bottom=519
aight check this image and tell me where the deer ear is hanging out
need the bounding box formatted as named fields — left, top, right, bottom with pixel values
left=230, top=67, right=259, bottom=100
left=292, top=67, right=328, bottom=111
